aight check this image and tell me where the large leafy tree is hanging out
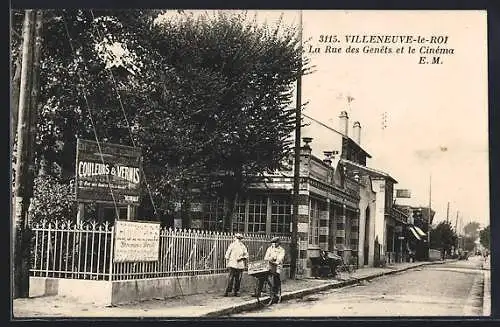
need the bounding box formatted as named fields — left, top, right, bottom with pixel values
left=430, top=221, right=457, bottom=254
left=141, top=11, right=307, bottom=230
left=11, top=10, right=308, bottom=229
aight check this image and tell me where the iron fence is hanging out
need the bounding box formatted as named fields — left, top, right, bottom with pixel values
left=30, top=220, right=291, bottom=281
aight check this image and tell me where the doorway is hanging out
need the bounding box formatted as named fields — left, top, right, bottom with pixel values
left=364, top=206, right=370, bottom=266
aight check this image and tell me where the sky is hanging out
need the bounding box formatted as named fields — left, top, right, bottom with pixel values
left=292, top=10, right=488, bottom=230
left=162, top=10, right=489, bottom=230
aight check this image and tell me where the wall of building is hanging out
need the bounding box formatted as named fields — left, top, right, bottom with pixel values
left=371, top=178, right=387, bottom=265
left=357, top=177, right=377, bottom=267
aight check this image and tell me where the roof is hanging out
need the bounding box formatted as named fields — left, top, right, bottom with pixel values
left=303, top=114, right=372, bottom=158
left=341, top=159, right=398, bottom=184
left=343, top=136, right=372, bottom=159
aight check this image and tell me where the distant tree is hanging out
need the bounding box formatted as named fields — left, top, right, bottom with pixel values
left=462, top=236, right=476, bottom=252
left=480, top=225, right=490, bottom=249
left=463, top=221, right=481, bottom=239
left=430, top=221, right=457, bottom=254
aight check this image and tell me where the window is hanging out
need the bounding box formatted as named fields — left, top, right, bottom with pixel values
left=309, top=199, right=321, bottom=246
left=232, top=199, right=246, bottom=233
left=202, top=198, right=224, bottom=230
left=271, top=196, right=291, bottom=234
left=247, top=196, right=267, bottom=233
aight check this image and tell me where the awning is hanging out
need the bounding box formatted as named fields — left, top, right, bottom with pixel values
left=408, top=226, right=421, bottom=240
left=414, top=226, right=427, bottom=237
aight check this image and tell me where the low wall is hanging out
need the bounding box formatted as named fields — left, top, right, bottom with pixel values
left=112, top=268, right=290, bottom=305
left=29, top=267, right=290, bottom=306
left=29, top=277, right=112, bottom=306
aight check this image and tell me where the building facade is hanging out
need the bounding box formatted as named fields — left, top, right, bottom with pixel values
left=182, top=110, right=416, bottom=274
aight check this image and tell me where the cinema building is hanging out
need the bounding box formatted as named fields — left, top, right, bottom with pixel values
left=184, top=111, right=407, bottom=275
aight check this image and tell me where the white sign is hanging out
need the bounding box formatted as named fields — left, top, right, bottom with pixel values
left=289, top=222, right=309, bottom=233
left=298, top=222, right=309, bottom=233
left=114, top=220, right=160, bottom=262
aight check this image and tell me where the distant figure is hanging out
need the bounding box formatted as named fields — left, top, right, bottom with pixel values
left=224, top=233, right=249, bottom=297
left=484, top=250, right=489, bottom=262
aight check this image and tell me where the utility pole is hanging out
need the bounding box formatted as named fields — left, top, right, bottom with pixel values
left=427, top=174, right=431, bottom=259
left=290, top=9, right=303, bottom=280
left=446, top=202, right=450, bottom=224
left=12, top=9, right=43, bottom=299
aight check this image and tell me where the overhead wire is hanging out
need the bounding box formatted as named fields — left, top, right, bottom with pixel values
left=61, top=11, right=121, bottom=221
left=89, top=9, right=159, bottom=218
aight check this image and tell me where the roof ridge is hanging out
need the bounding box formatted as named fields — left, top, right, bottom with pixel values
left=341, top=159, right=398, bottom=183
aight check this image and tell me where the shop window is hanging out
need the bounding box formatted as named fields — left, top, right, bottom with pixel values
left=309, top=199, right=321, bottom=246
left=270, top=196, right=291, bottom=234
left=231, top=199, right=246, bottom=233
left=202, top=198, right=224, bottom=230
left=248, top=195, right=267, bottom=233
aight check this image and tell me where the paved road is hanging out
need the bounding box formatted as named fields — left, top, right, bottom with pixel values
left=232, top=256, right=487, bottom=317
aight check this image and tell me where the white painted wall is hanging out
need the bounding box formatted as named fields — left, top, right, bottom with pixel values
left=357, top=178, right=377, bottom=267
left=371, top=178, right=387, bottom=263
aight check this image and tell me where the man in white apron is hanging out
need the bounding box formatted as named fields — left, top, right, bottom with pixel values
left=224, top=233, right=248, bottom=296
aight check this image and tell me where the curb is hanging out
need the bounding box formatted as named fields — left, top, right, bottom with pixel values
left=202, top=260, right=452, bottom=317
left=482, top=267, right=491, bottom=316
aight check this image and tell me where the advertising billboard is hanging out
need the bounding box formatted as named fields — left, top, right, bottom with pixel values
left=75, top=139, right=142, bottom=204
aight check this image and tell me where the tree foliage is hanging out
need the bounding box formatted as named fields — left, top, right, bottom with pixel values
left=479, top=225, right=490, bottom=249
left=11, top=10, right=309, bottom=228
left=463, top=221, right=480, bottom=239
left=28, top=175, right=76, bottom=224
left=430, top=221, right=457, bottom=253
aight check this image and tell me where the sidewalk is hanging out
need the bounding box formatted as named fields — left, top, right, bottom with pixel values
left=12, top=260, right=453, bottom=318
left=482, top=256, right=491, bottom=316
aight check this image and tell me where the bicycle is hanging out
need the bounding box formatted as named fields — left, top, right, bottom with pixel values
left=247, top=260, right=282, bottom=307
left=334, top=256, right=357, bottom=277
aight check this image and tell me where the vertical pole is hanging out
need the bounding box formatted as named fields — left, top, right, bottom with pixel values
left=12, top=9, right=36, bottom=299
left=427, top=174, right=431, bottom=259
left=400, top=235, right=403, bottom=263
left=127, top=205, right=135, bottom=221
left=446, top=202, right=450, bottom=224
left=11, top=11, right=24, bottom=149
left=290, top=10, right=303, bottom=280
left=108, top=225, right=115, bottom=281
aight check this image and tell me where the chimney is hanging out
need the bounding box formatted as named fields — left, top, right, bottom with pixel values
left=353, top=121, right=361, bottom=144
left=339, top=111, right=349, bottom=136
left=323, top=151, right=333, bottom=166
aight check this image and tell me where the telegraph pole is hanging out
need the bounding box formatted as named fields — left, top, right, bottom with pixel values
left=427, top=174, right=431, bottom=259
left=12, top=9, right=43, bottom=299
left=446, top=202, right=450, bottom=224
left=290, top=10, right=303, bottom=280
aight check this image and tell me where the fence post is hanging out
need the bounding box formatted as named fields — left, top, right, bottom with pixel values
left=45, top=222, right=51, bottom=277
left=213, top=231, right=218, bottom=272
left=108, top=225, right=114, bottom=281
